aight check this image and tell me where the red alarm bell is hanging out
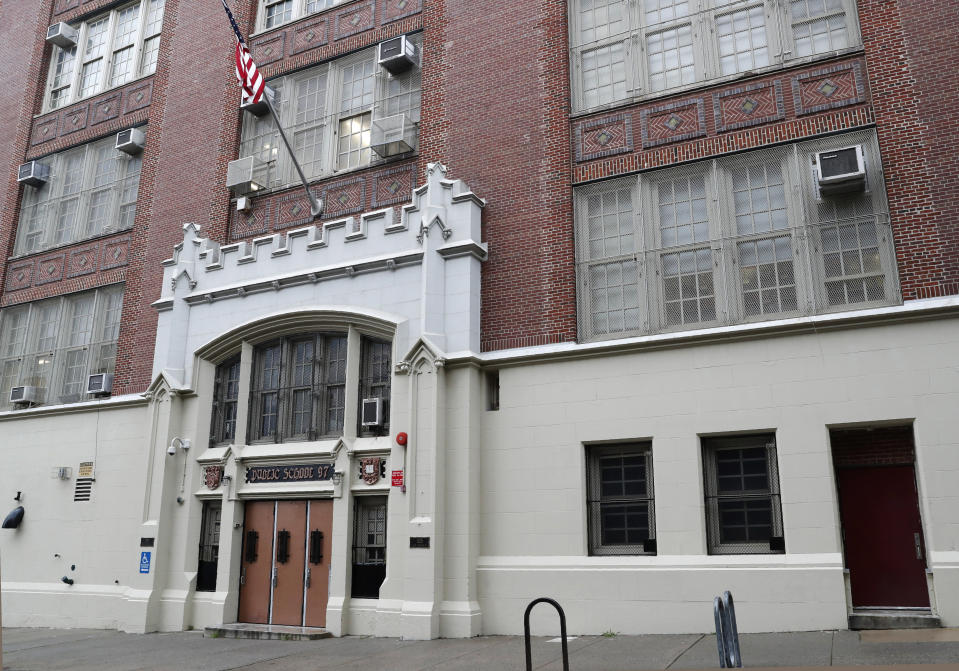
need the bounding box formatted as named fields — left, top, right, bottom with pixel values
left=396, top=432, right=408, bottom=446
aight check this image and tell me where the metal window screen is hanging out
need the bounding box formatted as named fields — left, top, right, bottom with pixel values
left=703, top=434, right=784, bottom=555
left=358, top=336, right=391, bottom=435
left=575, top=130, right=897, bottom=342
left=587, top=444, right=656, bottom=555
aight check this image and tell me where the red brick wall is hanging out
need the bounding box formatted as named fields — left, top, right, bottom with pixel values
left=859, top=0, right=959, bottom=301
left=830, top=426, right=916, bottom=468
left=417, top=0, right=577, bottom=352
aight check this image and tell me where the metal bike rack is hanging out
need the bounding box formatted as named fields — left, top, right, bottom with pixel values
left=713, top=590, right=742, bottom=668
left=524, top=597, right=570, bottom=671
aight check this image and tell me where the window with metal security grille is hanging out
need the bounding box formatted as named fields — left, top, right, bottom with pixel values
left=257, top=0, right=345, bottom=31
left=702, top=434, right=784, bottom=554
left=210, top=356, right=241, bottom=446
left=351, top=496, right=387, bottom=598
left=0, top=286, right=123, bottom=409
left=575, top=129, right=897, bottom=342
left=568, top=0, right=860, bottom=111
left=16, top=134, right=144, bottom=257
left=249, top=333, right=348, bottom=443
left=196, top=500, right=222, bottom=592
left=237, top=36, right=421, bottom=191
left=358, top=336, right=391, bottom=436
left=586, top=444, right=656, bottom=555
left=44, top=0, right=165, bottom=112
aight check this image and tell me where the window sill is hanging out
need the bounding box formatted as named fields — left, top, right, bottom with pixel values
left=570, top=46, right=866, bottom=120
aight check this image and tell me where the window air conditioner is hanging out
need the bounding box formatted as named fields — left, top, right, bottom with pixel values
left=86, top=373, right=114, bottom=396
left=377, top=35, right=419, bottom=75
left=18, top=161, right=51, bottom=187
left=226, top=156, right=266, bottom=195
left=46, top=22, right=78, bottom=48
left=361, top=397, right=383, bottom=427
left=115, top=127, right=145, bottom=155
left=240, top=85, right=275, bottom=117
left=815, top=145, right=866, bottom=196
left=371, top=113, right=416, bottom=157
left=9, top=385, right=41, bottom=406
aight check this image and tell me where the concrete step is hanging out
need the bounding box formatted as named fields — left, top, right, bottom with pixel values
left=204, top=623, right=333, bottom=640
left=849, top=609, right=941, bottom=630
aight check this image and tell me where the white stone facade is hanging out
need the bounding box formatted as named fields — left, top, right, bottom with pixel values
left=2, top=165, right=959, bottom=637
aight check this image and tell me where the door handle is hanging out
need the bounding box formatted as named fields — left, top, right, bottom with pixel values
left=272, top=567, right=278, bottom=587
left=915, top=533, right=923, bottom=560
left=240, top=567, right=246, bottom=585
left=306, top=566, right=311, bottom=588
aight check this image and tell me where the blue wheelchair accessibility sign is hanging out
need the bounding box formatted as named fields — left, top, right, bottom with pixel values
left=139, top=551, right=151, bottom=574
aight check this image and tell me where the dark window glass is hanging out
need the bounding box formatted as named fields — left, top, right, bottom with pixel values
left=587, top=444, right=655, bottom=555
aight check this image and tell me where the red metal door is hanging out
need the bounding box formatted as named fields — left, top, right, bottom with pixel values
left=271, top=500, right=308, bottom=626
left=837, top=465, right=929, bottom=607
left=238, top=501, right=275, bottom=624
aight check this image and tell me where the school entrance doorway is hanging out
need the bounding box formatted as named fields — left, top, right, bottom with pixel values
left=238, top=499, right=334, bottom=627
left=831, top=426, right=930, bottom=609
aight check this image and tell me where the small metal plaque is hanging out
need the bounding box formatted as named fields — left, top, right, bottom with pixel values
left=140, top=537, right=154, bottom=548
left=78, top=461, right=95, bottom=478
left=409, top=536, right=430, bottom=549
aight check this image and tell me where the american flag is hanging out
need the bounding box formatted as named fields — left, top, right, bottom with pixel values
left=220, top=0, right=265, bottom=105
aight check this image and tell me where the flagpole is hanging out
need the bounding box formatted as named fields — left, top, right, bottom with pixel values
left=263, top=91, right=324, bottom=217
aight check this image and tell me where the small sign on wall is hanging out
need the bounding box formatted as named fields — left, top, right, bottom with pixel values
left=139, top=551, right=151, bottom=574
left=391, top=470, right=404, bottom=487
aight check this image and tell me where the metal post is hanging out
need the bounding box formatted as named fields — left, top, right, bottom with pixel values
left=524, top=597, right=570, bottom=671
left=714, top=590, right=742, bottom=668
left=263, top=92, right=324, bottom=218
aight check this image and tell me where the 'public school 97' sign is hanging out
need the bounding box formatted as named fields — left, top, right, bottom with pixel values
left=245, top=463, right=335, bottom=484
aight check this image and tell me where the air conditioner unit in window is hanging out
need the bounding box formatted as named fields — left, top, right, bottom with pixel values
left=115, top=127, right=145, bottom=155
left=9, top=385, right=41, bottom=406
left=46, top=22, right=78, bottom=48
left=17, top=161, right=51, bottom=187
left=371, top=113, right=416, bottom=158
left=226, top=156, right=266, bottom=195
left=815, top=145, right=866, bottom=196
left=86, top=373, right=114, bottom=396
left=361, top=397, right=383, bottom=427
left=377, top=35, right=419, bottom=75
left=240, top=85, right=275, bottom=117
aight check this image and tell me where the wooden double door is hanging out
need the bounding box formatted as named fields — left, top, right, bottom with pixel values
left=238, top=500, right=333, bottom=627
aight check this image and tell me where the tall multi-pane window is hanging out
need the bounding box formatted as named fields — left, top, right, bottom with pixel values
left=211, top=356, right=241, bottom=445
left=351, top=496, right=387, bottom=598
left=16, top=132, right=144, bottom=256
left=586, top=444, right=656, bottom=555
left=358, top=336, right=391, bottom=435
left=569, top=0, right=859, bottom=111
left=0, top=286, right=124, bottom=409
left=237, top=36, right=421, bottom=190
left=44, top=0, right=166, bottom=111
left=257, top=0, right=347, bottom=31
left=575, top=130, right=897, bottom=341
left=249, top=333, right=348, bottom=442
left=702, top=434, right=784, bottom=554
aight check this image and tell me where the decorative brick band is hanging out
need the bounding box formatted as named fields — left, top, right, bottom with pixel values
left=1, top=269, right=127, bottom=308
left=713, top=80, right=785, bottom=133
left=3, top=234, right=131, bottom=296
left=574, top=113, right=633, bottom=162
left=640, top=97, right=707, bottom=149
left=228, top=160, right=415, bottom=242
left=791, top=62, right=865, bottom=116
left=26, top=78, right=153, bottom=159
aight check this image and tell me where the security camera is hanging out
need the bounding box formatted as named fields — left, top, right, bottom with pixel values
left=167, top=444, right=177, bottom=456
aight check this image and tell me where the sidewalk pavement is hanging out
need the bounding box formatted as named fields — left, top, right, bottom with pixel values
left=3, top=627, right=959, bottom=671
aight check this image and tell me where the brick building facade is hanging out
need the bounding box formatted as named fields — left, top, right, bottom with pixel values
left=0, top=0, right=957, bottom=636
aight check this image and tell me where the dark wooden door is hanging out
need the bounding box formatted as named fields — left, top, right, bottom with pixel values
left=838, top=465, right=929, bottom=607
left=304, top=500, right=334, bottom=627
left=272, top=501, right=308, bottom=625
left=238, top=501, right=275, bottom=624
